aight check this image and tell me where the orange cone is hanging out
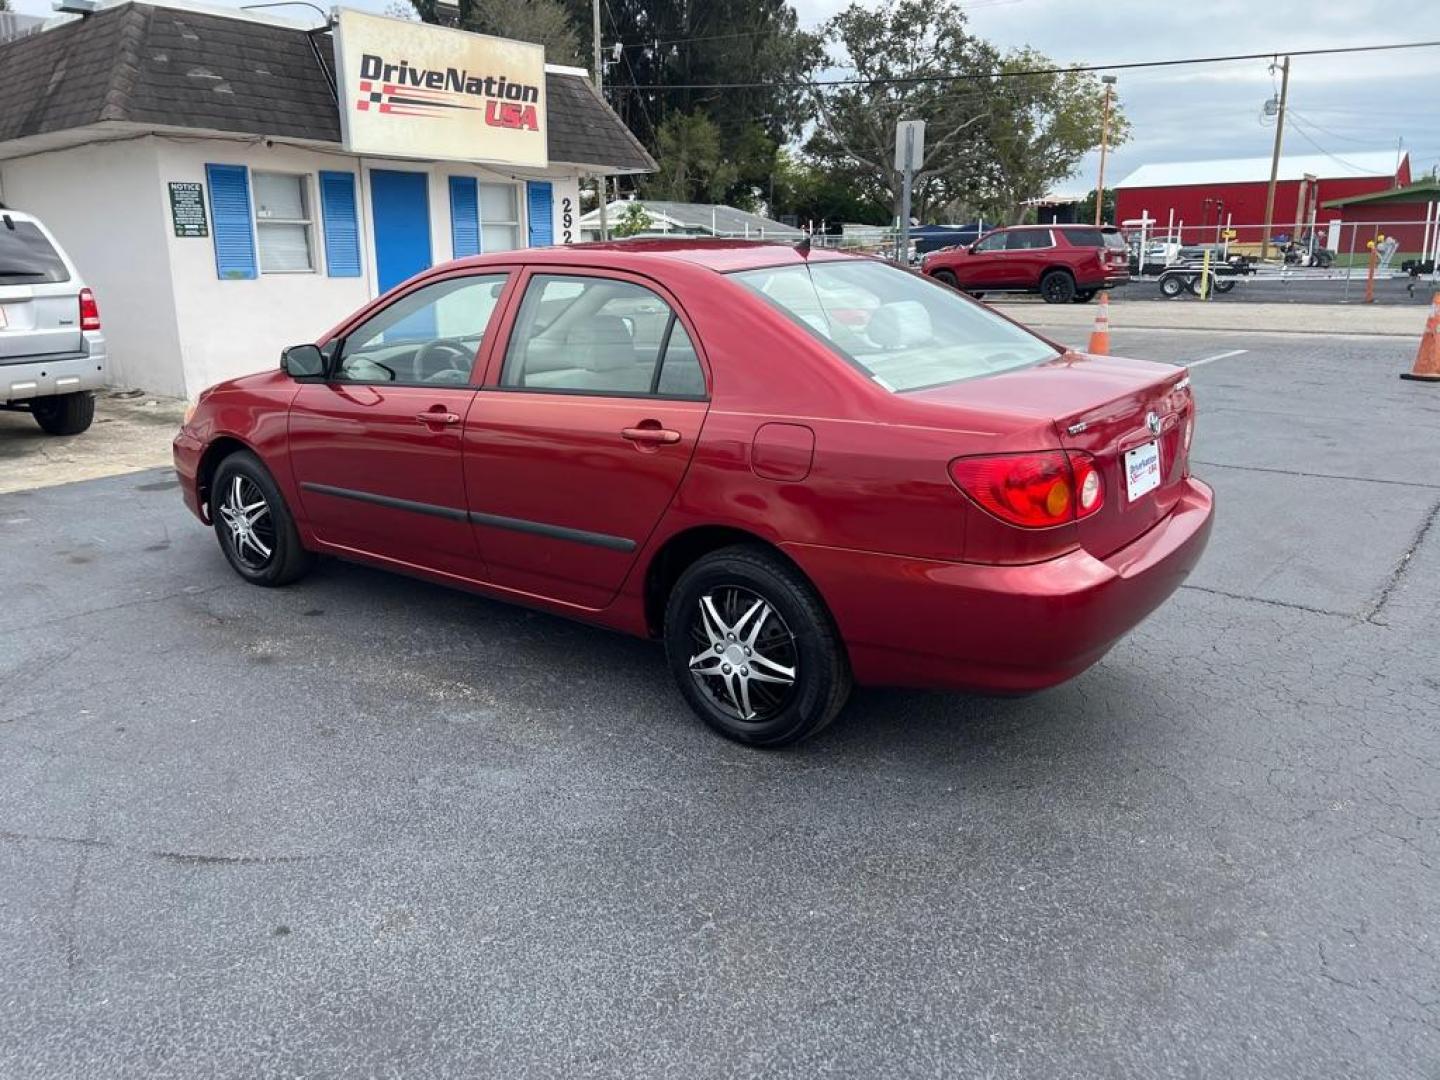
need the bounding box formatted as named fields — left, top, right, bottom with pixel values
left=1087, top=290, right=1111, bottom=355
left=1400, top=291, right=1440, bottom=383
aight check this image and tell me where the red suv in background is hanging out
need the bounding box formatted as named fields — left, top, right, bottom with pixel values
left=922, top=224, right=1131, bottom=303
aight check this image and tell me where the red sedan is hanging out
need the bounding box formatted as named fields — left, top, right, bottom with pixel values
left=173, top=240, right=1212, bottom=746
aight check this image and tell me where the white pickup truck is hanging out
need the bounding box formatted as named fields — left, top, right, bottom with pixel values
left=0, top=207, right=106, bottom=434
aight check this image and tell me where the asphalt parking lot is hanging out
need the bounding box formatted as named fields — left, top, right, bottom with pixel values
left=3, top=328, right=1438, bottom=1078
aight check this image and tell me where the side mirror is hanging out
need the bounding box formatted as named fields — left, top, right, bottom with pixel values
left=281, top=343, right=325, bottom=379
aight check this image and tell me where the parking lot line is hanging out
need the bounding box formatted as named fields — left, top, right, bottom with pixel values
left=1187, top=348, right=1249, bottom=367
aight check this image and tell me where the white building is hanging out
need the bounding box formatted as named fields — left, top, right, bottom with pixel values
left=0, top=1, right=653, bottom=397
left=579, top=200, right=802, bottom=242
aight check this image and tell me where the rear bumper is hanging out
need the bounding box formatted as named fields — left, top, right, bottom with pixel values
left=783, top=477, right=1214, bottom=693
left=1, top=335, right=107, bottom=403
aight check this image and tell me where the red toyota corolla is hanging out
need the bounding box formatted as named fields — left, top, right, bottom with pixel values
left=173, top=240, right=1212, bottom=746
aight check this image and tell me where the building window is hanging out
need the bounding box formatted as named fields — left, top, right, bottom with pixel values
left=479, top=183, right=520, bottom=252
left=253, top=172, right=316, bottom=273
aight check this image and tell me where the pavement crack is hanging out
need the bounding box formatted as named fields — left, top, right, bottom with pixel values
left=1365, top=496, right=1440, bottom=624
left=0, top=829, right=316, bottom=867
left=1191, top=460, right=1440, bottom=492
left=1179, top=584, right=1353, bottom=619
left=0, top=583, right=230, bottom=635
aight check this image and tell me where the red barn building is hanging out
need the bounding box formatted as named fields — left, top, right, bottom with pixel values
left=1114, top=151, right=1410, bottom=245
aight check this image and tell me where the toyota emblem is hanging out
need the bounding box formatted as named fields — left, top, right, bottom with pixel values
left=1146, top=411, right=1162, bottom=436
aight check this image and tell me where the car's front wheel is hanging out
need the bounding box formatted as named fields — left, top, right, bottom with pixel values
left=31, top=391, right=94, bottom=435
left=931, top=269, right=958, bottom=289
left=211, top=450, right=313, bottom=586
left=664, top=546, right=851, bottom=747
left=1039, top=270, right=1077, bottom=304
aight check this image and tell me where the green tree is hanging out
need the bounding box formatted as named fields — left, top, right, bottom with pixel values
left=806, top=0, right=1126, bottom=225
left=1074, top=187, right=1117, bottom=226
left=806, top=0, right=997, bottom=225
left=407, top=0, right=581, bottom=65
left=563, top=0, right=821, bottom=206
left=974, top=50, right=1130, bottom=223
left=770, top=148, right=889, bottom=228
left=613, top=201, right=655, bottom=237
left=646, top=111, right=736, bottom=203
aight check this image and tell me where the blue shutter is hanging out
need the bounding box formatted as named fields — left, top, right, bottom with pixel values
left=449, top=176, right=480, bottom=258
left=318, top=171, right=362, bottom=277
left=527, top=181, right=554, bottom=248
left=205, top=163, right=256, bottom=280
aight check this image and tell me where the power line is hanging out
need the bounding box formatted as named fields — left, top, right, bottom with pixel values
left=606, top=37, right=1440, bottom=92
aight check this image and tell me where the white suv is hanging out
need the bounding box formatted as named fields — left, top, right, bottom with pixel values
left=0, top=208, right=106, bottom=434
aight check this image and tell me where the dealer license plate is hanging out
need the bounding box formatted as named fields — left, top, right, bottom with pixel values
left=1125, top=441, right=1162, bottom=501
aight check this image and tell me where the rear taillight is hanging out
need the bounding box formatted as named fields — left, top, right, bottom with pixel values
left=948, top=451, right=1104, bottom=529
left=79, top=288, right=100, bottom=331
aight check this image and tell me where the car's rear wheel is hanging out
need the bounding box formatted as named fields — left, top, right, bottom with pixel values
left=212, top=450, right=313, bottom=587
left=31, top=391, right=95, bottom=435
left=1039, top=270, right=1077, bottom=304
left=932, top=269, right=958, bottom=289
left=663, top=546, right=850, bottom=747
left=1073, top=289, right=1097, bottom=303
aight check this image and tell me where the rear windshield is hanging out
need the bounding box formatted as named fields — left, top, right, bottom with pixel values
left=1066, top=227, right=1128, bottom=250
left=732, top=259, right=1058, bottom=392
left=0, top=220, right=69, bottom=285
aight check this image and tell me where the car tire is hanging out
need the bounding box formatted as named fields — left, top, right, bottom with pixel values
left=663, top=545, right=851, bottom=748
left=1212, top=278, right=1236, bottom=294
left=1039, top=270, right=1076, bottom=304
left=211, top=450, right=313, bottom=587
left=969, top=291, right=985, bottom=300
left=1073, top=290, right=1097, bottom=303
left=31, top=391, right=95, bottom=435
left=932, top=269, right=958, bottom=289
left=1160, top=275, right=1186, bottom=298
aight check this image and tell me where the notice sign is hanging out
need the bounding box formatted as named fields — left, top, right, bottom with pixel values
left=168, top=182, right=209, bottom=237
left=334, top=9, right=547, bottom=168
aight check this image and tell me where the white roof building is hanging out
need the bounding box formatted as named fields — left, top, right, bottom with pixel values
left=1116, top=151, right=1407, bottom=189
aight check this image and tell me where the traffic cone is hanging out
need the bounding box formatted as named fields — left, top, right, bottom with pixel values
left=1400, top=291, right=1440, bottom=383
left=1087, top=290, right=1111, bottom=355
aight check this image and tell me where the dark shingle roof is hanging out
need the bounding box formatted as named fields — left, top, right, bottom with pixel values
left=0, top=2, right=654, bottom=172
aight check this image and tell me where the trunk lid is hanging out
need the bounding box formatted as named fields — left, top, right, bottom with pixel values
left=1052, top=358, right=1191, bottom=558
left=911, top=353, right=1193, bottom=559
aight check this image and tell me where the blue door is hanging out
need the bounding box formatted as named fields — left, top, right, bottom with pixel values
left=370, top=169, right=432, bottom=294
left=526, top=181, right=553, bottom=248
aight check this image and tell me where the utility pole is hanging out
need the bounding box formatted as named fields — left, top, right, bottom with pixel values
left=592, top=0, right=608, bottom=241
left=1094, top=75, right=1117, bottom=226
left=1260, top=55, right=1290, bottom=262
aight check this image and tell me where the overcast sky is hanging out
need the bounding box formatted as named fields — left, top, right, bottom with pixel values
left=13, top=0, right=1436, bottom=191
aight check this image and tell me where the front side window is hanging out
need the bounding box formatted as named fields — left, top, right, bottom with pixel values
left=973, top=232, right=1007, bottom=252
left=733, top=259, right=1058, bottom=392
left=335, top=274, right=508, bottom=385
left=253, top=172, right=314, bottom=273
left=501, top=274, right=705, bottom=397
left=480, top=183, right=520, bottom=252
left=0, top=221, right=69, bottom=285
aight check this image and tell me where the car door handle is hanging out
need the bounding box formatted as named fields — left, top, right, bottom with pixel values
left=416, top=410, right=461, bottom=426
left=621, top=426, right=681, bottom=445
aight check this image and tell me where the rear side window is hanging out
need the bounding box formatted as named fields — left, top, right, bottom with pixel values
left=1006, top=230, right=1053, bottom=250
left=0, top=220, right=69, bottom=285
left=1064, top=227, right=1129, bottom=251
left=734, top=259, right=1058, bottom=392
left=501, top=274, right=706, bottom=398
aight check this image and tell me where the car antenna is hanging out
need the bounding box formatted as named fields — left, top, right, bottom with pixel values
left=795, top=232, right=811, bottom=258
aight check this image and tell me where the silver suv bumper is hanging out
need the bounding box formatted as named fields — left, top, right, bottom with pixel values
left=1, top=332, right=107, bottom=403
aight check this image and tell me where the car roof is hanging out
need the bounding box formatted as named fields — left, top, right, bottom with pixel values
left=444, top=238, right=854, bottom=275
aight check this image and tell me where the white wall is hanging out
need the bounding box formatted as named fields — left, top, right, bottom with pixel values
left=158, top=139, right=374, bottom=397
left=0, top=138, right=185, bottom=395
left=5, top=134, right=599, bottom=398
